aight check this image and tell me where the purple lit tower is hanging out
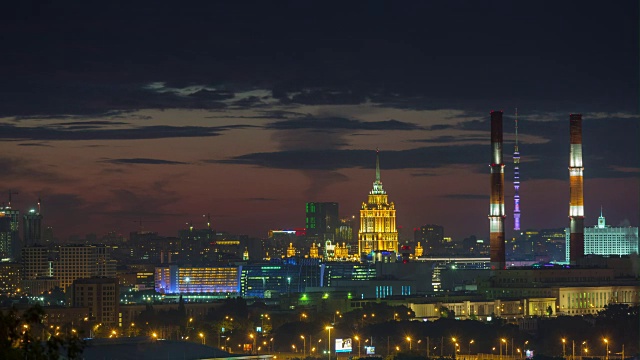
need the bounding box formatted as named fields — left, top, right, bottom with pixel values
left=513, top=109, right=521, bottom=231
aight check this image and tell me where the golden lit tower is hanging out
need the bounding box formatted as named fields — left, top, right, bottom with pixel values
left=358, top=149, right=398, bottom=256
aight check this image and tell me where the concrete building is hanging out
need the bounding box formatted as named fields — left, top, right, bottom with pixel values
left=155, top=265, right=240, bottom=295
left=564, top=211, right=639, bottom=262
left=56, top=245, right=117, bottom=291
left=71, top=277, right=120, bottom=326
left=0, top=262, right=21, bottom=295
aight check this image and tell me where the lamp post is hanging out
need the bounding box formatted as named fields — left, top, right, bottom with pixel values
left=355, top=335, right=361, bottom=358
left=501, top=338, right=506, bottom=360
left=407, top=337, right=412, bottom=351
left=301, top=335, right=306, bottom=358
left=562, top=338, right=566, bottom=358
left=469, top=340, right=474, bottom=355
left=603, top=339, right=609, bottom=360
left=452, top=338, right=458, bottom=360
left=250, top=334, right=256, bottom=354
left=326, top=326, right=333, bottom=360
left=199, top=332, right=205, bottom=345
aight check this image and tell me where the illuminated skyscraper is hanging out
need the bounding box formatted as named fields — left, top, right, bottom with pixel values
left=23, top=199, right=43, bottom=247
left=305, top=202, right=339, bottom=241
left=358, top=150, right=398, bottom=257
left=0, top=206, right=20, bottom=261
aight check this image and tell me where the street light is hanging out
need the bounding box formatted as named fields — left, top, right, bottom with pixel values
left=407, top=337, right=412, bottom=351
left=199, top=332, right=205, bottom=345
left=603, top=338, right=609, bottom=360
left=452, top=338, right=458, bottom=360
left=355, top=335, right=361, bottom=357
left=301, top=335, right=306, bottom=357
left=250, top=334, right=256, bottom=354
left=501, top=338, right=507, bottom=360
left=325, top=326, right=333, bottom=360
left=562, top=338, right=566, bottom=358
left=469, top=340, right=474, bottom=355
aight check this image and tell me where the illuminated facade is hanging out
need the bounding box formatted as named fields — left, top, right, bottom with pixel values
left=155, top=265, right=240, bottom=295
left=321, top=262, right=376, bottom=287
left=56, top=245, right=116, bottom=291
left=414, top=242, right=424, bottom=257
left=309, top=243, right=321, bottom=259
left=239, top=259, right=322, bottom=298
left=564, top=211, right=639, bottom=262
left=358, top=150, right=398, bottom=257
left=513, top=110, right=521, bottom=231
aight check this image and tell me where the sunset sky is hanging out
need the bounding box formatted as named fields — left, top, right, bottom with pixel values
left=1, top=2, right=637, bottom=241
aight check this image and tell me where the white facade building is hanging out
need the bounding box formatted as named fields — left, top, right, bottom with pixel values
left=565, top=211, right=639, bottom=263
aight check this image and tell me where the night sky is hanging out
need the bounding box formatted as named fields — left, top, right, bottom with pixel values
left=1, top=2, right=638, bottom=241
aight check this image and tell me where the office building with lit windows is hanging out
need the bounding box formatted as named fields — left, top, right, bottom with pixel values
left=305, top=202, right=339, bottom=241
left=564, top=211, right=639, bottom=262
left=239, top=259, right=322, bottom=298
left=71, top=277, right=119, bottom=326
left=56, top=245, right=116, bottom=291
left=155, top=265, right=240, bottom=295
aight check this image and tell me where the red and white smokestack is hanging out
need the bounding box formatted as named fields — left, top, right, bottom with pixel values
left=489, top=111, right=506, bottom=270
left=569, top=114, right=584, bottom=265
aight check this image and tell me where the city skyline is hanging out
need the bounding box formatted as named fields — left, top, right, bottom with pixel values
left=1, top=2, right=638, bottom=241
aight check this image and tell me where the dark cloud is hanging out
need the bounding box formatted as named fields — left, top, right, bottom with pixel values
left=412, top=135, right=484, bottom=144
left=0, top=123, right=251, bottom=141
left=187, top=89, right=235, bottom=101
left=49, top=120, right=130, bottom=127
left=0, top=157, right=67, bottom=182
left=442, top=194, right=489, bottom=200
left=101, top=158, right=189, bottom=165
left=267, top=117, right=421, bottom=131
left=18, top=143, right=52, bottom=147
left=2, top=2, right=634, bottom=117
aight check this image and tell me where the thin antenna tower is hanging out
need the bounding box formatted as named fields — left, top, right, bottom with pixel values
left=514, top=109, right=521, bottom=231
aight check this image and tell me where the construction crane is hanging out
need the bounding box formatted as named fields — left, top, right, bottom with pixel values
left=2, top=190, right=18, bottom=209
left=133, top=218, right=161, bottom=233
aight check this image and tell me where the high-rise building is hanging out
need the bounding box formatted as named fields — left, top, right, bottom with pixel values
left=23, top=204, right=43, bottom=247
left=0, top=262, right=21, bottom=296
left=414, top=225, right=445, bottom=254
left=71, top=277, right=119, bottom=326
left=239, top=259, right=322, bottom=298
left=21, top=245, right=50, bottom=280
left=305, top=202, right=339, bottom=241
left=155, top=265, right=240, bottom=295
left=564, top=210, right=639, bottom=262
left=0, top=207, right=20, bottom=260
left=358, top=150, right=398, bottom=258
left=56, top=245, right=116, bottom=291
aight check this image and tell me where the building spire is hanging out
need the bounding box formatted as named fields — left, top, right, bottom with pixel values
left=375, top=148, right=381, bottom=182
left=370, top=148, right=385, bottom=195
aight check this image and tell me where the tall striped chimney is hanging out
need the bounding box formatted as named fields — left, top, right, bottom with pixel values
left=489, top=111, right=506, bottom=270
left=569, top=114, right=584, bottom=265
